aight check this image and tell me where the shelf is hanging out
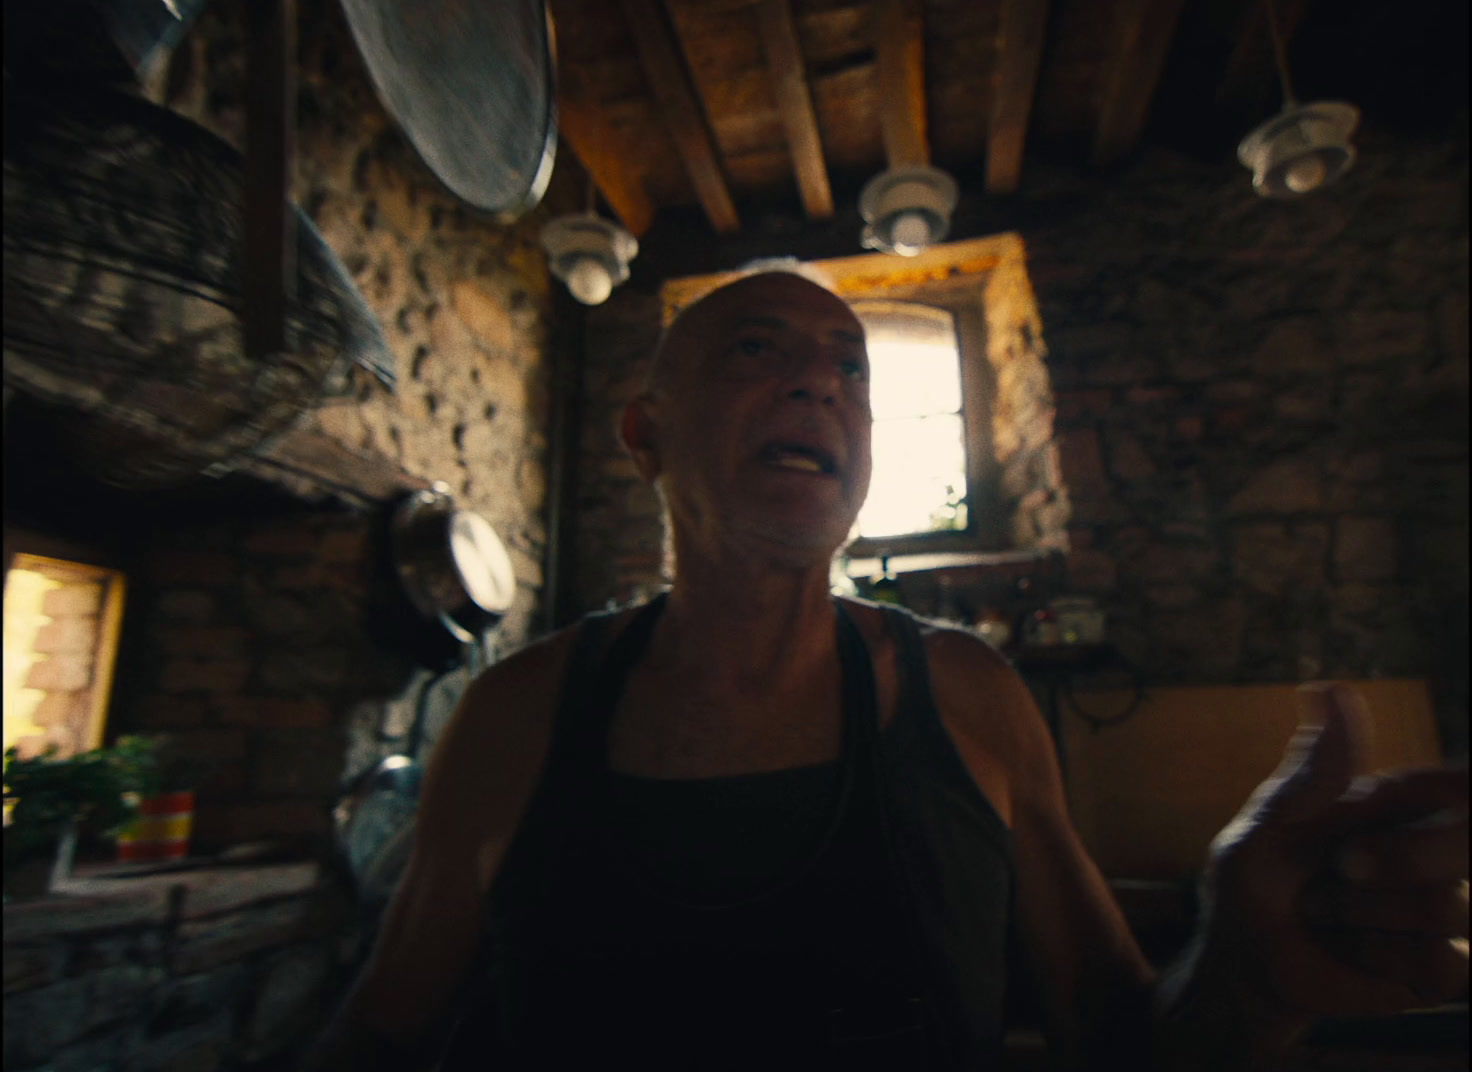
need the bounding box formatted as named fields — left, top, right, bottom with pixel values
left=1009, top=643, right=1117, bottom=674
left=844, top=548, right=1051, bottom=576
left=4, top=860, right=320, bottom=941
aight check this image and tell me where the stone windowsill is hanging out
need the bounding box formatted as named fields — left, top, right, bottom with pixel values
left=844, top=548, right=1050, bottom=577
left=3, top=860, right=320, bottom=942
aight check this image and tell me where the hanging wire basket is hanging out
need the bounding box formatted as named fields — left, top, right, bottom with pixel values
left=2, top=86, right=395, bottom=488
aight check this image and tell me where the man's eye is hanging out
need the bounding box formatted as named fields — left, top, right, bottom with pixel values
left=736, top=337, right=773, bottom=356
left=841, top=360, right=868, bottom=381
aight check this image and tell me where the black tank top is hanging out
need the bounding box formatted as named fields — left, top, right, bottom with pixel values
left=440, top=597, right=1015, bottom=1070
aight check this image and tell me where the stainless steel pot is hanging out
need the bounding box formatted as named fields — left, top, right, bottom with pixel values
left=339, top=488, right=511, bottom=905
left=334, top=753, right=422, bottom=904
left=336, top=577, right=493, bottom=905
left=390, top=484, right=516, bottom=644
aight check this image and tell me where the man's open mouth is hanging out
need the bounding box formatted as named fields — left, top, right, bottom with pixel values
left=759, top=442, right=838, bottom=475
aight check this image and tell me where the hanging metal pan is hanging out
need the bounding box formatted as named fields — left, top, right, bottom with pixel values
left=390, top=485, right=517, bottom=644
left=338, top=0, right=557, bottom=217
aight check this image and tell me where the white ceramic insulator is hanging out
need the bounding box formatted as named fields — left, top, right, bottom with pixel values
left=565, top=256, right=613, bottom=304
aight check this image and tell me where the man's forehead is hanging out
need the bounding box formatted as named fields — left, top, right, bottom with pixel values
left=685, top=273, right=862, bottom=337
left=648, top=272, right=865, bottom=392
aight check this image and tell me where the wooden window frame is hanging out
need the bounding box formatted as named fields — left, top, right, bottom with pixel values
left=845, top=294, right=998, bottom=560
left=3, top=527, right=128, bottom=758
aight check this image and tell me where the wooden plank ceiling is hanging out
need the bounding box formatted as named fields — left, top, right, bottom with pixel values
left=546, top=0, right=1457, bottom=239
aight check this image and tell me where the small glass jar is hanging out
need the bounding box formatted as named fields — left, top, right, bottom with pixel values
left=1050, top=596, right=1106, bottom=645
left=1027, top=608, right=1061, bottom=646
left=974, top=609, right=1012, bottom=649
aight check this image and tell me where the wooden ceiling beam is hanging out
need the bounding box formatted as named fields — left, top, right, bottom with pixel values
left=555, top=66, right=657, bottom=237
left=619, top=0, right=740, bottom=234
left=873, top=0, right=929, bottom=168
left=754, top=0, right=833, bottom=219
left=986, top=0, right=1051, bottom=193
left=1092, top=0, right=1188, bottom=167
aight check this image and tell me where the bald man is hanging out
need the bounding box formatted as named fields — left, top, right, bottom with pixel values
left=306, top=272, right=1468, bottom=1071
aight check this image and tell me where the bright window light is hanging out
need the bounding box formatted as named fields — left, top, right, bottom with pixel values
left=3, top=568, right=64, bottom=759
left=853, top=302, right=968, bottom=539
left=3, top=555, right=126, bottom=765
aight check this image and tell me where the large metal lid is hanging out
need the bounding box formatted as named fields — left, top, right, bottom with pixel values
left=339, top=0, right=557, bottom=217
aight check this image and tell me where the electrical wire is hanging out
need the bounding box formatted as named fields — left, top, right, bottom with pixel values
left=1061, top=666, right=1148, bottom=732
left=1264, top=0, right=1297, bottom=108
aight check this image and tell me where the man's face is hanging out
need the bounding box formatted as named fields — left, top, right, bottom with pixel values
left=637, top=273, right=873, bottom=566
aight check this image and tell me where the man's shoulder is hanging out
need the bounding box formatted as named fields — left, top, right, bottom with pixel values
left=422, top=610, right=624, bottom=806
left=839, top=596, right=1034, bottom=727
left=920, top=618, right=1018, bottom=684
left=467, top=603, right=647, bottom=699
left=471, top=620, right=580, bottom=694
left=837, top=597, right=1017, bottom=681
left=868, top=607, right=1050, bottom=781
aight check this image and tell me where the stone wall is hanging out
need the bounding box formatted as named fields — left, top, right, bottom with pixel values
left=116, top=510, right=403, bottom=857
left=5, top=503, right=481, bottom=1070
left=0, top=3, right=565, bottom=1063
left=571, top=126, right=1468, bottom=755
left=159, top=0, right=554, bottom=650
left=82, top=0, right=564, bottom=855
left=5, top=487, right=510, bottom=1072
left=574, top=287, right=677, bottom=611
left=4, top=864, right=345, bottom=1072
left=1030, top=132, right=1468, bottom=754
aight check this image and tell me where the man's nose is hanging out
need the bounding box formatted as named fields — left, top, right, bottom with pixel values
left=783, top=346, right=842, bottom=405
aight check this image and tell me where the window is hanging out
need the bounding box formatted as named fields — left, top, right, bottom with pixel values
left=851, top=301, right=968, bottom=539
left=661, top=233, right=1063, bottom=570
left=3, top=553, right=127, bottom=762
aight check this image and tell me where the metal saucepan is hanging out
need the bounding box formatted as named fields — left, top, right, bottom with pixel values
left=334, top=752, right=422, bottom=905
left=390, top=484, right=517, bottom=644
left=334, top=487, right=513, bottom=903
left=335, top=623, right=491, bottom=904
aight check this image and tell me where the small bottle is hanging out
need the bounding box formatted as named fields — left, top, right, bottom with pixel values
left=936, top=574, right=959, bottom=622
left=870, top=557, right=902, bottom=605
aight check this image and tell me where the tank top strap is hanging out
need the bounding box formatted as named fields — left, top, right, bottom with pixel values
left=877, top=604, right=1012, bottom=838
left=874, top=603, right=938, bottom=764
left=554, top=608, right=615, bottom=724
left=868, top=604, right=1015, bottom=1066
left=552, top=593, right=670, bottom=772
left=833, top=598, right=879, bottom=757
left=570, top=594, right=873, bottom=776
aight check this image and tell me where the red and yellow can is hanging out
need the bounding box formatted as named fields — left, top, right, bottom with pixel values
left=117, top=791, right=195, bottom=862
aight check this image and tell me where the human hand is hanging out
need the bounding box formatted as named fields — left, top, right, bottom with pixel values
left=1199, top=682, right=1469, bottom=1020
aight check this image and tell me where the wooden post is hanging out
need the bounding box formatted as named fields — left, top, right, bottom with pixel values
left=243, top=0, right=297, bottom=359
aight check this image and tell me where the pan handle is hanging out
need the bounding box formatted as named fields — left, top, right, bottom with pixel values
left=404, top=635, right=485, bottom=759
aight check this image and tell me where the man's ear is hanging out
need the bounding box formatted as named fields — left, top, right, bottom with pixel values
left=619, top=395, right=662, bottom=481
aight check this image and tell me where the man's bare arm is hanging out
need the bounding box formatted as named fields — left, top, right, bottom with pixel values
left=934, top=636, right=1468, bottom=1070
left=926, top=628, right=1157, bottom=1068
left=1153, top=685, right=1469, bottom=1070
left=300, top=630, right=573, bottom=1071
